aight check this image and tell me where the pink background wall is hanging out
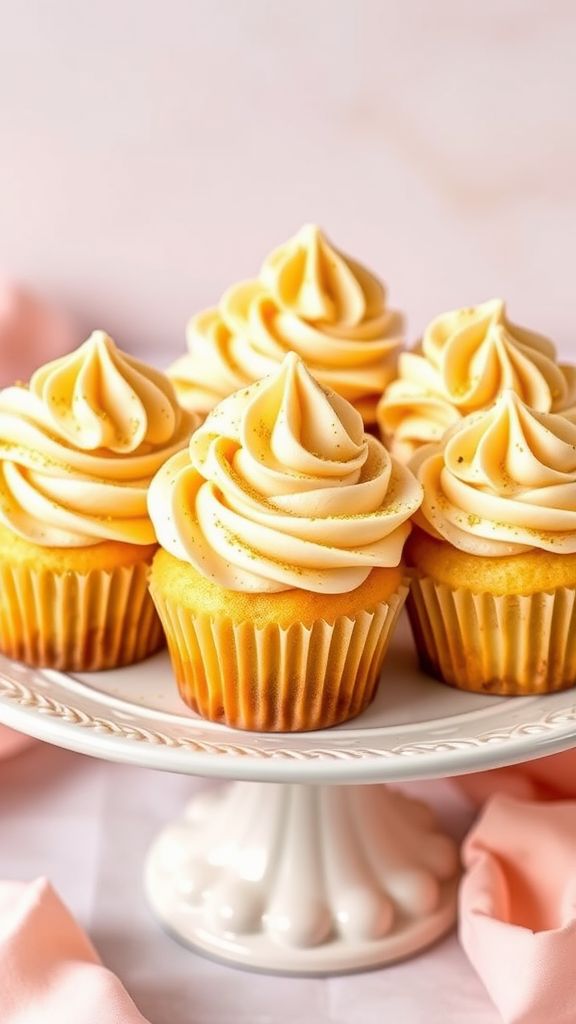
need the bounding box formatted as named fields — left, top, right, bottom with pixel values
left=1, top=0, right=575, bottom=361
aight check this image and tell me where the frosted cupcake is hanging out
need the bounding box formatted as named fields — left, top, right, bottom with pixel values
left=149, top=352, right=422, bottom=731
left=407, top=390, right=576, bottom=695
left=169, top=224, right=403, bottom=427
left=378, top=299, right=576, bottom=461
left=0, top=331, right=197, bottom=670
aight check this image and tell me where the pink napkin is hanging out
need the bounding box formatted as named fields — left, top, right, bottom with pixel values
left=0, top=724, right=35, bottom=760
left=0, top=878, right=149, bottom=1023
left=460, top=794, right=576, bottom=1024
left=457, top=749, right=576, bottom=804
left=0, top=279, right=77, bottom=385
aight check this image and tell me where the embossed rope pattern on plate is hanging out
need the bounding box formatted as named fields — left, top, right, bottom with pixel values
left=2, top=674, right=576, bottom=762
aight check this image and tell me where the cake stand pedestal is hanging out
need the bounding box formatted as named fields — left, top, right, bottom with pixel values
left=145, top=781, right=459, bottom=972
left=0, top=616, right=575, bottom=974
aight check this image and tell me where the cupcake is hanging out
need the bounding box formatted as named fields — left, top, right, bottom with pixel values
left=407, top=390, right=576, bottom=695
left=149, top=352, right=422, bottom=731
left=0, top=330, right=197, bottom=670
left=169, top=224, right=403, bottom=427
left=378, top=298, right=576, bottom=462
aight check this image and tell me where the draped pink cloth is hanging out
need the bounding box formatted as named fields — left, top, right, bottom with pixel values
left=0, top=728, right=148, bottom=1021
left=0, top=878, right=149, bottom=1023
left=0, top=724, right=35, bottom=760
left=460, top=794, right=576, bottom=1024
left=457, top=748, right=576, bottom=804
left=0, top=280, right=77, bottom=385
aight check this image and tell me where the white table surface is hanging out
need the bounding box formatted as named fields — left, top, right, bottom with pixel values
left=0, top=741, right=501, bottom=1023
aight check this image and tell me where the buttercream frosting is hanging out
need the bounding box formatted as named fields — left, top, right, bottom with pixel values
left=169, top=225, right=403, bottom=424
left=150, top=352, right=422, bottom=593
left=412, top=389, right=576, bottom=555
left=378, top=299, right=576, bottom=460
left=0, top=330, right=197, bottom=547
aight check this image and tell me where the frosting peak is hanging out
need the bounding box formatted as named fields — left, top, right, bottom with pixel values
left=261, top=224, right=385, bottom=327
left=412, top=390, right=576, bottom=556
left=243, top=351, right=366, bottom=480
left=426, top=299, right=565, bottom=408
left=0, top=332, right=196, bottom=547
left=32, top=330, right=179, bottom=453
left=150, top=354, right=422, bottom=593
left=379, top=299, right=576, bottom=460
left=169, top=225, right=403, bottom=425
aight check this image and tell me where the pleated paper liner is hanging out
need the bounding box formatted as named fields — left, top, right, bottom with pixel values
left=408, top=574, right=576, bottom=695
left=0, top=560, right=164, bottom=671
left=151, top=580, right=410, bottom=732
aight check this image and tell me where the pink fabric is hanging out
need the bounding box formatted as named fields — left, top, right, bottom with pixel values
left=0, top=878, right=149, bottom=1023
left=457, top=749, right=576, bottom=805
left=0, top=280, right=76, bottom=385
left=461, top=795, right=576, bottom=1024
left=0, top=724, right=35, bottom=760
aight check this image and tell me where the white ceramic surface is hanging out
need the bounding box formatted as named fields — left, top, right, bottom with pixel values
left=145, top=781, right=459, bottom=973
left=0, top=614, right=575, bottom=784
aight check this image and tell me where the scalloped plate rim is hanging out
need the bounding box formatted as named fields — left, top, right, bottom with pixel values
left=1, top=621, right=576, bottom=782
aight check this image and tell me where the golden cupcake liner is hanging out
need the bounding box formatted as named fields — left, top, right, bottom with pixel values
left=408, top=574, right=576, bottom=695
left=151, top=581, right=410, bottom=732
left=0, top=560, right=164, bottom=671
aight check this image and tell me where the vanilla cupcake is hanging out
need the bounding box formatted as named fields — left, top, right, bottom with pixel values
left=407, top=390, right=576, bottom=695
left=149, top=352, right=422, bottom=731
left=0, top=331, right=197, bottom=670
left=169, top=224, right=403, bottom=427
left=378, top=299, right=576, bottom=461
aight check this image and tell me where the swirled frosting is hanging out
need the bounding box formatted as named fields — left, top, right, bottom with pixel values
left=0, top=330, right=197, bottom=547
left=150, top=352, right=422, bottom=593
left=169, top=225, right=403, bottom=424
left=378, top=299, right=576, bottom=460
left=412, top=389, right=576, bottom=555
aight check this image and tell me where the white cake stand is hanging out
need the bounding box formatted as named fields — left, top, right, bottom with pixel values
left=1, top=614, right=575, bottom=974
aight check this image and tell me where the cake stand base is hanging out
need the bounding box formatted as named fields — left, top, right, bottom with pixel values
left=145, top=781, right=460, bottom=974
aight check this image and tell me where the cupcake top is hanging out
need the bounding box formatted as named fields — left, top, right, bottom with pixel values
left=411, top=389, right=576, bottom=556
left=150, top=352, right=422, bottom=593
left=378, top=299, right=576, bottom=461
left=169, top=224, right=403, bottom=424
left=0, top=331, right=197, bottom=547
